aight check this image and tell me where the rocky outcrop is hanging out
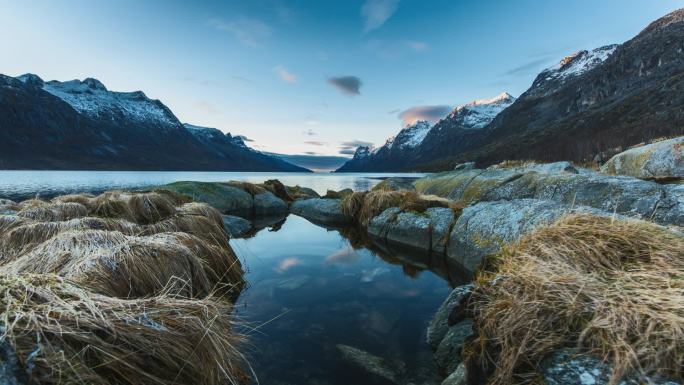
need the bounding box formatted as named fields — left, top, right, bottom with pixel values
left=163, top=182, right=255, bottom=217
left=601, top=137, right=684, bottom=180
left=368, top=207, right=455, bottom=254
left=253, top=192, right=288, bottom=216
left=290, top=199, right=352, bottom=225
left=447, top=200, right=611, bottom=273
left=427, top=285, right=473, bottom=350
left=415, top=167, right=684, bottom=227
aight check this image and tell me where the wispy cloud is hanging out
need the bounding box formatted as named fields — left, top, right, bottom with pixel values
left=305, top=140, right=327, bottom=146
left=303, top=128, right=317, bottom=136
left=208, top=17, right=271, bottom=47
left=338, top=139, right=374, bottom=155
left=273, top=65, right=297, bottom=83
left=361, top=0, right=399, bottom=32
left=398, top=105, right=452, bottom=125
left=231, top=75, right=253, bottom=83
left=328, top=76, right=362, bottom=96
left=502, top=57, right=552, bottom=76
left=275, top=257, right=301, bottom=273
left=303, top=151, right=319, bottom=155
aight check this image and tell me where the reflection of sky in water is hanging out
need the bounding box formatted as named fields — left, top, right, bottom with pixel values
left=231, top=215, right=452, bottom=385
left=0, top=171, right=426, bottom=200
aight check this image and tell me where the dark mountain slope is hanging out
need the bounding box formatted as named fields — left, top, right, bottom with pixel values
left=0, top=74, right=308, bottom=171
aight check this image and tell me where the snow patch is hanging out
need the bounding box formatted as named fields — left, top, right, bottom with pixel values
left=542, top=45, right=618, bottom=81
left=447, top=92, right=517, bottom=129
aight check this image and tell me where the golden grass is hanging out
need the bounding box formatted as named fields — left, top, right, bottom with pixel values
left=341, top=190, right=456, bottom=225
left=225, top=181, right=267, bottom=196
left=489, top=159, right=537, bottom=169
left=468, top=214, right=684, bottom=384
left=0, top=274, right=247, bottom=385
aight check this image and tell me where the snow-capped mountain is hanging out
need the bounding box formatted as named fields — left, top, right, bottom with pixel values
left=336, top=93, right=515, bottom=172
left=444, top=92, right=517, bottom=130
left=528, top=45, right=619, bottom=97
left=17, top=74, right=180, bottom=131
left=0, top=74, right=308, bottom=171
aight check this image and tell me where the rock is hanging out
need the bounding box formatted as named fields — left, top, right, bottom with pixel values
left=336, top=344, right=399, bottom=384
left=323, top=188, right=353, bottom=199
left=0, top=334, right=27, bottom=385
left=222, top=215, right=252, bottom=238
left=253, top=192, right=288, bottom=216
left=601, top=137, right=684, bottom=180
left=490, top=161, right=579, bottom=174
left=372, top=177, right=417, bottom=192
left=415, top=168, right=684, bottom=226
left=434, top=320, right=473, bottom=374
left=290, top=199, right=352, bottom=225
left=163, top=181, right=253, bottom=217
left=540, top=349, right=679, bottom=385
left=427, top=285, right=473, bottom=350
left=426, top=207, right=456, bottom=254
left=441, top=364, right=467, bottom=385
left=368, top=207, right=456, bottom=254
left=447, top=199, right=611, bottom=273
left=453, top=162, right=476, bottom=171
left=286, top=185, right=320, bottom=200
left=263, top=179, right=293, bottom=201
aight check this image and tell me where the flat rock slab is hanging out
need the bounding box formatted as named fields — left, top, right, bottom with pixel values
left=222, top=215, right=252, bottom=238
left=368, top=207, right=456, bottom=254
left=601, top=136, right=684, bottom=180
left=290, top=198, right=352, bottom=225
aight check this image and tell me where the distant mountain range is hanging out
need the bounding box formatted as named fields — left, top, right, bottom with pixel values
left=0, top=74, right=308, bottom=171
left=264, top=153, right=350, bottom=172
left=337, top=8, right=684, bottom=172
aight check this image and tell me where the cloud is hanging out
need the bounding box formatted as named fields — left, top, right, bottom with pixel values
left=502, top=57, right=552, bottom=76
left=328, top=76, right=362, bottom=96
left=275, top=257, right=301, bottom=273
left=398, top=105, right=452, bottom=125
left=361, top=0, right=399, bottom=32
left=303, top=128, right=317, bottom=136
left=305, top=120, right=319, bottom=126
left=236, top=135, right=254, bottom=142
left=338, top=139, right=374, bottom=155
left=303, top=151, right=318, bottom=155
left=405, top=40, right=428, bottom=51
left=326, top=246, right=360, bottom=264
left=305, top=141, right=326, bottom=146
left=231, top=75, right=253, bottom=83
left=274, top=65, right=297, bottom=83
left=387, top=108, right=401, bottom=114
left=208, top=17, right=271, bottom=47
left=182, top=77, right=221, bottom=87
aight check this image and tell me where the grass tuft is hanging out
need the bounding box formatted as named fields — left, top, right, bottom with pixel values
left=467, top=214, right=684, bottom=384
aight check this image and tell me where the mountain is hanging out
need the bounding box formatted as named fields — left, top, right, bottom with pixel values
left=337, top=8, right=684, bottom=172
left=264, top=153, right=350, bottom=172
left=0, top=74, right=308, bottom=171
left=336, top=93, right=515, bottom=172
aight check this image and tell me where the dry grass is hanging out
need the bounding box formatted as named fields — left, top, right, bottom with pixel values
left=225, top=181, right=267, bottom=196
left=0, top=274, right=247, bottom=385
left=341, top=190, right=455, bottom=225
left=468, top=214, right=684, bottom=384
left=489, top=159, right=537, bottom=169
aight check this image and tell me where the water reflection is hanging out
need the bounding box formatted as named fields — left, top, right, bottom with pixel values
left=0, top=171, right=426, bottom=201
left=231, top=215, right=468, bottom=385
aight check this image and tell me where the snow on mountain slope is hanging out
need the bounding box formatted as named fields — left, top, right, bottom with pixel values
left=392, top=120, right=432, bottom=149
left=184, top=123, right=251, bottom=149
left=445, top=92, right=517, bottom=129
left=17, top=74, right=179, bottom=128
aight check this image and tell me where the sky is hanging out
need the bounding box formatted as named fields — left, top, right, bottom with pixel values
left=1, top=0, right=682, bottom=157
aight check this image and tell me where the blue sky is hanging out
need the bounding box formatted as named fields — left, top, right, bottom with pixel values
left=2, top=0, right=682, bottom=156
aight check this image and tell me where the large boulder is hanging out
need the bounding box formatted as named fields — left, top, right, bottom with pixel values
left=540, top=349, right=678, bottom=385
left=601, top=137, right=684, bottom=180
left=427, top=285, right=473, bottom=350
left=290, top=199, right=352, bottom=225
left=253, top=192, right=288, bottom=216
left=447, top=200, right=611, bottom=273
left=368, top=207, right=456, bottom=254
left=441, top=364, right=467, bottom=385
left=162, top=182, right=253, bottom=217
left=372, top=177, right=417, bottom=192
left=336, top=344, right=400, bottom=384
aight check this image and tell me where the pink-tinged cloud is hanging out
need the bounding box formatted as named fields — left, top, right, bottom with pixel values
left=275, top=257, right=301, bottom=273
left=398, top=105, right=452, bottom=125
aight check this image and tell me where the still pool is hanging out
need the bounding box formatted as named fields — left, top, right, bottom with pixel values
left=231, top=215, right=467, bottom=385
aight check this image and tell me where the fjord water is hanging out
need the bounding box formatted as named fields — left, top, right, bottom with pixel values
left=232, top=215, right=462, bottom=385
left=0, top=171, right=426, bottom=200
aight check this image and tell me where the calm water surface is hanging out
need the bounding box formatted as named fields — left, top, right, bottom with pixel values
left=0, top=171, right=425, bottom=201
left=232, top=215, right=465, bottom=385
